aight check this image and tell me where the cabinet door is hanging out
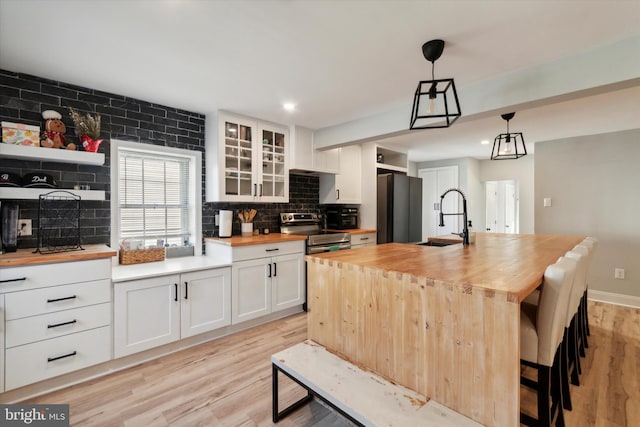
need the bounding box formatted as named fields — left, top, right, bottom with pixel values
left=0, top=294, right=4, bottom=393
left=180, top=268, right=231, bottom=338
left=257, top=123, right=289, bottom=202
left=232, top=258, right=271, bottom=324
left=272, top=253, right=305, bottom=312
left=114, top=274, right=180, bottom=358
left=319, top=146, right=361, bottom=204
left=221, top=115, right=258, bottom=201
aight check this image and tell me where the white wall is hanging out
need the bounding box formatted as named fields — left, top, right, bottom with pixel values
left=535, top=129, right=640, bottom=298
left=479, top=155, right=535, bottom=234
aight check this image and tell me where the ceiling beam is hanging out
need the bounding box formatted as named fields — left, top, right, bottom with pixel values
left=313, top=36, right=640, bottom=150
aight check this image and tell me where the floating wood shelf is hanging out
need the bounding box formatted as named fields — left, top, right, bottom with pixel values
left=0, top=187, right=105, bottom=201
left=0, top=143, right=105, bottom=165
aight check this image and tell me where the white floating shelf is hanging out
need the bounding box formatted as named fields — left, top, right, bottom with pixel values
left=0, top=144, right=105, bottom=165
left=376, top=163, right=408, bottom=173
left=0, top=187, right=105, bottom=201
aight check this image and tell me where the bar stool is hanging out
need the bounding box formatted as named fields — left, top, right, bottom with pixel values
left=577, top=237, right=597, bottom=339
left=570, top=245, right=591, bottom=356
left=561, top=249, right=588, bottom=409
left=520, top=257, right=576, bottom=427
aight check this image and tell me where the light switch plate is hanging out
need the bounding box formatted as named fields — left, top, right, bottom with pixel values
left=614, top=268, right=625, bottom=279
left=543, top=198, right=552, bottom=207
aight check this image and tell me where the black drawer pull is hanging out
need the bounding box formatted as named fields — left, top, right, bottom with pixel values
left=360, top=237, right=369, bottom=241
left=265, top=248, right=279, bottom=252
left=47, top=319, right=77, bottom=329
left=47, top=351, right=77, bottom=363
left=47, top=295, right=77, bottom=303
left=0, top=277, right=27, bottom=284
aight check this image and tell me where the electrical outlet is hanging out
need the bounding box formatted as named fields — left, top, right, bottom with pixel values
left=614, top=268, right=625, bottom=279
left=18, top=219, right=32, bottom=236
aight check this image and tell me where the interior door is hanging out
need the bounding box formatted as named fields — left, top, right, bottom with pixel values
left=485, top=181, right=497, bottom=232
left=505, top=182, right=516, bottom=234
left=419, top=166, right=459, bottom=238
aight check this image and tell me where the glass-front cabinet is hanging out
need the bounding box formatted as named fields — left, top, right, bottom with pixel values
left=207, top=111, right=289, bottom=203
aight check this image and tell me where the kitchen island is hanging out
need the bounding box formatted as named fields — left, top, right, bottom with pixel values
left=305, top=233, right=583, bottom=426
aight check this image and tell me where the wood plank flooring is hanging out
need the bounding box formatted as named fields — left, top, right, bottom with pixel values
left=25, top=301, right=639, bottom=426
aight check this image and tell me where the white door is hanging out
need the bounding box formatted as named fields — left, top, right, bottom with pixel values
left=419, top=166, right=459, bottom=238
left=272, top=253, right=305, bottom=312
left=485, top=181, right=498, bottom=232
left=114, top=274, right=181, bottom=358
left=232, top=258, right=271, bottom=324
left=505, top=182, right=516, bottom=234
left=181, top=268, right=231, bottom=338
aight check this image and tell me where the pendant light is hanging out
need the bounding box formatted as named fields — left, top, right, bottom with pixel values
left=410, top=39, right=461, bottom=130
left=491, top=112, right=527, bottom=160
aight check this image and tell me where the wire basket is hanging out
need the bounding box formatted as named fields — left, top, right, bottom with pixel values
left=35, top=190, right=83, bottom=254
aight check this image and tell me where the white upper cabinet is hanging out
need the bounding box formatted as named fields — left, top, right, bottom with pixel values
left=319, top=145, right=362, bottom=204
left=206, top=111, right=289, bottom=202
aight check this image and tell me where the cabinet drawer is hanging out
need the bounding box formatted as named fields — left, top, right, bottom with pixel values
left=0, top=259, right=111, bottom=293
left=232, top=241, right=304, bottom=262
left=4, top=279, right=111, bottom=320
left=352, top=232, right=377, bottom=246
left=5, top=326, right=111, bottom=391
left=6, top=303, right=111, bottom=348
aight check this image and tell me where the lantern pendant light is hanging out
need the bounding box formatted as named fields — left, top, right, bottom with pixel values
left=410, top=39, right=462, bottom=130
left=491, top=112, right=527, bottom=160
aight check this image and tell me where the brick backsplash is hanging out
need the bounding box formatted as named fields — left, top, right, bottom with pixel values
left=0, top=69, right=322, bottom=251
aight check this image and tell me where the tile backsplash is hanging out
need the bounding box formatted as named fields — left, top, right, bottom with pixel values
left=0, top=69, right=323, bottom=251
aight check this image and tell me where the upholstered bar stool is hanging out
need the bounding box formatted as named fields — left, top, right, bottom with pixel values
left=577, top=237, right=597, bottom=339
left=570, top=245, right=591, bottom=356
left=561, top=249, right=588, bottom=409
left=520, top=257, right=576, bottom=427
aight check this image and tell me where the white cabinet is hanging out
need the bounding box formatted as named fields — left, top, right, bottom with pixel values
left=114, top=267, right=231, bottom=358
left=351, top=232, right=377, bottom=248
left=319, top=145, right=362, bottom=204
left=290, top=125, right=340, bottom=174
left=206, top=111, right=289, bottom=203
left=206, top=240, right=306, bottom=325
left=1, top=258, right=112, bottom=391
left=0, top=294, right=4, bottom=393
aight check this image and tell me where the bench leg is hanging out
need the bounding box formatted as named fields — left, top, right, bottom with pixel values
left=272, top=363, right=313, bottom=423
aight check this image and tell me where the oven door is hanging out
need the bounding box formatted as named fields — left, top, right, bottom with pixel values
left=307, top=241, right=351, bottom=254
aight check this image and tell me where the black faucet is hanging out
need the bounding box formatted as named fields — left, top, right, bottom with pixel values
left=439, top=188, right=470, bottom=246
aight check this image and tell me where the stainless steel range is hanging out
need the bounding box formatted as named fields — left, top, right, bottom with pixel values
left=280, top=212, right=351, bottom=254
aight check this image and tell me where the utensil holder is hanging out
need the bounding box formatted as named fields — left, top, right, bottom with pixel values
left=241, top=222, right=253, bottom=236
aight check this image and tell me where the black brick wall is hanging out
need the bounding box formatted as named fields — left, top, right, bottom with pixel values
left=0, top=69, right=322, bottom=251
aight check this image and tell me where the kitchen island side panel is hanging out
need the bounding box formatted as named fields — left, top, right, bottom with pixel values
left=306, top=258, right=519, bottom=427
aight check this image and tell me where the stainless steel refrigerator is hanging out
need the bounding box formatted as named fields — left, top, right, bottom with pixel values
left=377, top=173, right=422, bottom=244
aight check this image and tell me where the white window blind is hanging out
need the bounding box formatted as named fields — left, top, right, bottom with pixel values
left=118, top=149, right=190, bottom=247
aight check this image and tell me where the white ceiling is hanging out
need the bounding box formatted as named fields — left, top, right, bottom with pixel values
left=1, top=0, right=639, bottom=162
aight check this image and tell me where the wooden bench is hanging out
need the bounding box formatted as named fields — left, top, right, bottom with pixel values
left=272, top=340, right=482, bottom=426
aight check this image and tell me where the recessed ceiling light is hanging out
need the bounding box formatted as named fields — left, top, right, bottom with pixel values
left=283, top=102, right=296, bottom=112
left=481, top=140, right=490, bottom=145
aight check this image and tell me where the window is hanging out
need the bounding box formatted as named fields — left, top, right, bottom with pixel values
left=111, top=140, right=202, bottom=255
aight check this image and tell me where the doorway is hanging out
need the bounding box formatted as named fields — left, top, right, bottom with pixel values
left=485, top=180, right=519, bottom=233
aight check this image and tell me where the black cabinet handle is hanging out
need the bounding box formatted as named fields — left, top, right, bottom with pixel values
left=360, top=237, right=369, bottom=241
left=273, top=262, right=277, bottom=277
left=47, top=295, right=76, bottom=303
left=267, top=263, right=272, bottom=278
left=253, top=183, right=257, bottom=197
left=265, top=248, right=279, bottom=252
left=259, top=183, right=263, bottom=197
left=0, top=277, right=26, bottom=284
left=47, top=319, right=77, bottom=329
left=336, top=189, right=340, bottom=200
left=47, top=351, right=77, bottom=363
left=174, top=283, right=178, bottom=301
left=184, top=281, right=188, bottom=300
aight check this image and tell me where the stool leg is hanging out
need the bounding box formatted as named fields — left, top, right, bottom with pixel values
left=560, top=330, right=572, bottom=410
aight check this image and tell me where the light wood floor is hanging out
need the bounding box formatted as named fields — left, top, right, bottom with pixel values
left=26, top=301, right=639, bottom=426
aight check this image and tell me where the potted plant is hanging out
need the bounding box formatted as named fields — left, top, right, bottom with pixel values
left=68, top=108, right=103, bottom=152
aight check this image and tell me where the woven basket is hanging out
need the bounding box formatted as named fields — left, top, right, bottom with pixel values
left=119, top=247, right=165, bottom=265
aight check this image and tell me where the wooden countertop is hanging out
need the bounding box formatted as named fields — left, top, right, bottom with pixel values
left=306, top=233, right=584, bottom=303
left=326, top=228, right=376, bottom=235
left=205, top=233, right=307, bottom=247
left=0, top=244, right=116, bottom=267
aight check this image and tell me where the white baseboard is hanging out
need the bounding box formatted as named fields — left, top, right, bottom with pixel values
left=588, top=290, right=640, bottom=309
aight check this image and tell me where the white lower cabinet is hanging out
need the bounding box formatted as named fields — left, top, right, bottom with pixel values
left=232, top=252, right=304, bottom=324
left=114, top=267, right=231, bottom=358
left=0, top=294, right=4, bottom=393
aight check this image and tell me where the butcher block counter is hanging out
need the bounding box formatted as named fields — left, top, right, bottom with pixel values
left=205, top=233, right=306, bottom=247
left=305, top=233, right=583, bottom=426
left=0, top=244, right=116, bottom=267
